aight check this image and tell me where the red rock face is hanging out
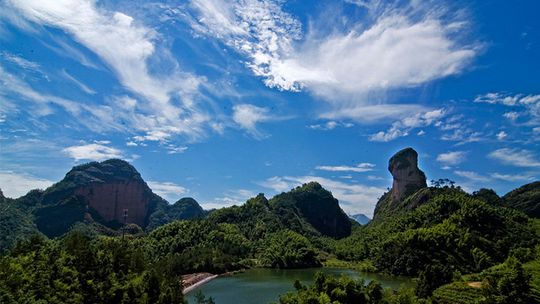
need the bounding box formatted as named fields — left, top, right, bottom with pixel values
left=75, top=181, right=149, bottom=226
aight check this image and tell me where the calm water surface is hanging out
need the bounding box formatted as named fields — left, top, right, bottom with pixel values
left=185, top=268, right=412, bottom=304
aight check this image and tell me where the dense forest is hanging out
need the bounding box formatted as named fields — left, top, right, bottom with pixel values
left=1, top=149, right=539, bottom=303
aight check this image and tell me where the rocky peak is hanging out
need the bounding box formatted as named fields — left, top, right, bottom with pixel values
left=42, top=159, right=153, bottom=227
left=388, top=147, right=427, bottom=203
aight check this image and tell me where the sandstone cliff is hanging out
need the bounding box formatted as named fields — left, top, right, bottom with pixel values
left=373, top=147, right=427, bottom=221
left=28, top=159, right=207, bottom=237
left=388, top=147, right=427, bottom=203
left=41, top=159, right=154, bottom=228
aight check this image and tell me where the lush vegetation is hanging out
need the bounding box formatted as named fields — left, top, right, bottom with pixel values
left=2, top=156, right=539, bottom=303
left=0, top=232, right=183, bottom=304
left=502, top=181, right=540, bottom=218
left=335, top=188, right=537, bottom=276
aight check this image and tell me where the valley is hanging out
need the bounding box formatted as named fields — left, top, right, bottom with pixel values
left=1, top=147, right=539, bottom=303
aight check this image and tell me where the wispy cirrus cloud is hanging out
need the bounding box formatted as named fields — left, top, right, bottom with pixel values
left=488, top=148, right=540, bottom=168
left=0, top=171, right=54, bottom=198
left=454, top=170, right=490, bottom=182
left=475, top=92, right=540, bottom=127
left=316, top=163, right=375, bottom=173
left=204, top=189, right=258, bottom=210
left=232, top=104, right=286, bottom=139
left=491, top=173, right=534, bottom=182
left=147, top=180, right=187, bottom=202
left=369, top=108, right=445, bottom=142
left=436, top=151, right=466, bottom=166
left=308, top=121, right=353, bottom=131
left=63, top=141, right=124, bottom=162
left=5, top=0, right=211, bottom=141
left=186, top=0, right=476, bottom=121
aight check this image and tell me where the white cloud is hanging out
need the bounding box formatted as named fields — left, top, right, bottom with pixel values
left=503, top=112, right=520, bottom=121
left=63, top=142, right=124, bottom=161
left=476, top=92, right=540, bottom=126
left=1, top=51, right=41, bottom=71
left=454, top=170, right=489, bottom=182
left=308, top=121, right=354, bottom=131
left=0, top=171, right=53, bottom=198
left=259, top=175, right=385, bottom=216
left=316, top=163, right=375, bottom=173
left=7, top=0, right=210, bottom=141
left=489, top=148, right=540, bottom=168
left=204, top=189, right=258, bottom=210
left=61, top=69, right=96, bottom=95
left=0, top=65, right=132, bottom=132
left=474, top=92, right=540, bottom=106
left=436, top=151, right=466, bottom=166
left=496, top=131, right=507, bottom=140
left=232, top=104, right=275, bottom=138
left=369, top=108, right=445, bottom=142
left=440, top=128, right=483, bottom=144
left=187, top=0, right=475, bottom=113
left=491, top=173, right=534, bottom=182
left=166, top=145, right=188, bottom=154
left=147, top=180, right=187, bottom=203
left=321, top=104, right=429, bottom=124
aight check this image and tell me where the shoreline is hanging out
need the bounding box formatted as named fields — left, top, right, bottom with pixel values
left=181, top=269, right=245, bottom=294
left=182, top=273, right=218, bottom=294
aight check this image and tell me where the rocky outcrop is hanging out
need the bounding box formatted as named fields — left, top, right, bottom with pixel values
left=388, top=147, right=427, bottom=203
left=372, top=147, right=428, bottom=222
left=42, top=159, right=154, bottom=227
left=74, top=181, right=149, bottom=226
left=31, top=159, right=175, bottom=237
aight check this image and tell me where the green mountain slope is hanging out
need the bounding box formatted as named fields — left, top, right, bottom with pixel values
left=503, top=181, right=540, bottom=218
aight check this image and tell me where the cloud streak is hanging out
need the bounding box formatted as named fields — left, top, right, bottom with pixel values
left=316, top=163, right=375, bottom=173
left=186, top=0, right=476, bottom=121
left=7, top=0, right=210, bottom=141
left=488, top=148, right=540, bottom=168
left=0, top=171, right=54, bottom=198
left=63, top=142, right=124, bottom=161
left=147, top=180, right=187, bottom=202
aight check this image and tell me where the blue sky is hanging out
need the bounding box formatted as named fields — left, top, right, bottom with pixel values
left=0, top=0, right=539, bottom=216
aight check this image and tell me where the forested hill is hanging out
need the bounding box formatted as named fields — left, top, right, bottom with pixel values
left=1, top=148, right=540, bottom=303
left=0, top=159, right=352, bottom=252
left=0, top=159, right=205, bottom=251
left=330, top=147, right=540, bottom=303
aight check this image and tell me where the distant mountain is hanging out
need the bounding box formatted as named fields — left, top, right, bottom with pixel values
left=503, top=181, right=540, bottom=218
left=350, top=213, right=371, bottom=225
left=147, top=197, right=206, bottom=230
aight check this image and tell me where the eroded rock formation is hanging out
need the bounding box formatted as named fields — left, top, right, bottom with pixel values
left=388, top=147, right=427, bottom=203
left=75, top=181, right=149, bottom=226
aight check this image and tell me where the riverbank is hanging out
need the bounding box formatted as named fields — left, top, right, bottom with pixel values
left=182, top=273, right=218, bottom=294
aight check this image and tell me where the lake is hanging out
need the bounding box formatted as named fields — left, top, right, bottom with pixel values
left=185, top=268, right=412, bottom=304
